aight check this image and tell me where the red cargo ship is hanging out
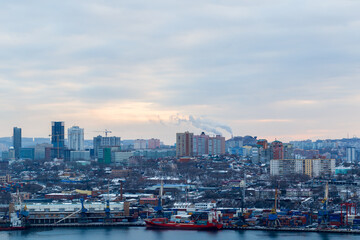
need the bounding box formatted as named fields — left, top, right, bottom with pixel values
left=0, top=225, right=26, bottom=231
left=145, top=217, right=223, bottom=230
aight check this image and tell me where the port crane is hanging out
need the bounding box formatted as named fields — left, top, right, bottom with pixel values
left=154, top=161, right=165, bottom=216
left=318, top=182, right=330, bottom=229
left=54, top=199, right=87, bottom=225
left=268, top=188, right=281, bottom=227
left=234, top=172, right=247, bottom=227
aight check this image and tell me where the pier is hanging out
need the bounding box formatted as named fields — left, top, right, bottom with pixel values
left=28, top=222, right=360, bottom=234
left=223, top=226, right=360, bottom=234
left=30, top=221, right=145, bottom=228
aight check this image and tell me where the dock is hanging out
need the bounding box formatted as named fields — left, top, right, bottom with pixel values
left=30, top=221, right=145, bottom=228
left=224, top=226, right=360, bottom=234
left=29, top=223, right=360, bottom=234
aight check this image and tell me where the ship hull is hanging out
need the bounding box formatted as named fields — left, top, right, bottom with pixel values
left=0, top=226, right=26, bottom=231
left=145, top=220, right=222, bottom=230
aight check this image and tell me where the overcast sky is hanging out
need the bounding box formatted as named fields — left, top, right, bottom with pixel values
left=1, top=0, right=360, bottom=144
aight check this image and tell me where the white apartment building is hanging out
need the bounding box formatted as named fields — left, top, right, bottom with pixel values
left=68, top=126, right=84, bottom=151
left=346, top=147, right=356, bottom=163
left=134, top=139, right=147, bottom=150
left=270, top=159, right=335, bottom=177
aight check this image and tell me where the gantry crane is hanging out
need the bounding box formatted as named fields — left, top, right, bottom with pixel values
left=318, top=182, right=330, bottom=229
left=268, top=188, right=281, bottom=227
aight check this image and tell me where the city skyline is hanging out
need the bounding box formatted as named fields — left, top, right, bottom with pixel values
left=1, top=1, right=360, bottom=144
left=0, top=121, right=359, bottom=145
left=1, top=1, right=360, bottom=235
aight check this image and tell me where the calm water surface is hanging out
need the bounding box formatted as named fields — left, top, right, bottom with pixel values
left=0, top=227, right=359, bottom=240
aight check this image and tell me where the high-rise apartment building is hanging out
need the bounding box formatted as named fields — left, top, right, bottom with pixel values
left=193, top=133, right=225, bottom=156
left=176, top=131, right=193, bottom=157
left=134, top=138, right=161, bottom=150
left=51, top=121, right=65, bottom=148
left=271, top=140, right=284, bottom=160
left=13, top=127, right=21, bottom=159
left=251, top=147, right=260, bottom=164
left=68, top=126, right=85, bottom=151
left=100, top=136, right=121, bottom=146
left=20, top=148, right=35, bottom=160
left=34, top=143, right=53, bottom=160
left=270, top=159, right=302, bottom=176
left=148, top=138, right=160, bottom=149
left=193, top=132, right=209, bottom=156
left=346, top=147, right=356, bottom=163
left=51, top=121, right=65, bottom=159
left=312, top=159, right=335, bottom=177
left=134, top=139, right=147, bottom=150
left=208, top=135, right=226, bottom=155
left=257, top=139, right=268, bottom=149
left=284, top=143, right=294, bottom=159
left=93, top=135, right=121, bottom=158
left=270, top=158, right=335, bottom=177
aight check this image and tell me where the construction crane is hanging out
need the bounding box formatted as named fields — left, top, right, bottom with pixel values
left=49, top=133, right=65, bottom=159
left=93, top=129, right=112, bottom=137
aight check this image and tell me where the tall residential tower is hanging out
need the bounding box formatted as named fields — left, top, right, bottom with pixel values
left=176, top=131, right=194, bottom=157
left=68, top=126, right=85, bottom=151
left=13, top=127, right=22, bottom=159
left=51, top=121, right=65, bottom=158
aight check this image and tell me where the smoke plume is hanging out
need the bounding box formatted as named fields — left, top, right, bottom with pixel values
left=169, top=114, right=233, bottom=136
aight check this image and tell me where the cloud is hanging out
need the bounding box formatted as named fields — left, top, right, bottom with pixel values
left=0, top=0, right=360, bottom=143
left=255, top=119, right=293, bottom=123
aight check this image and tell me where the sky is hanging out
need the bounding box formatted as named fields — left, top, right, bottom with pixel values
left=1, top=0, right=360, bottom=144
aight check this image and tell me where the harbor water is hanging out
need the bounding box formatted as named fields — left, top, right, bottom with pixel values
left=1, top=227, right=359, bottom=240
